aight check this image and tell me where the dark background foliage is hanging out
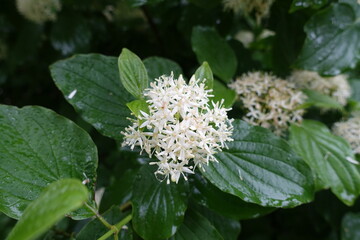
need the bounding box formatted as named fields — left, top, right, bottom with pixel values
left=1, top=0, right=360, bottom=239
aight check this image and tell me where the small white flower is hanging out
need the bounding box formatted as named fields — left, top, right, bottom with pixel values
left=332, top=117, right=360, bottom=154
left=16, top=0, right=61, bottom=24
left=229, top=71, right=306, bottom=135
left=122, top=74, right=234, bottom=184
left=223, top=0, right=275, bottom=23
left=288, top=70, right=351, bottom=106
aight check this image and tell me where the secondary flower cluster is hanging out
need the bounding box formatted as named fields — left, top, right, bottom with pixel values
left=333, top=117, right=360, bottom=154
left=229, top=71, right=306, bottom=135
left=16, top=0, right=61, bottom=24
left=122, top=74, right=234, bottom=184
left=223, top=0, right=275, bottom=23
left=288, top=70, right=351, bottom=106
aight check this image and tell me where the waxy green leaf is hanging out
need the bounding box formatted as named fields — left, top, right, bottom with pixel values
left=296, top=0, right=360, bottom=75
left=118, top=48, right=148, bottom=99
left=202, top=120, right=314, bottom=208
left=0, top=105, right=97, bottom=220
left=6, top=179, right=88, bottom=240
left=131, top=165, right=189, bottom=240
left=50, top=54, right=134, bottom=141
left=290, top=120, right=360, bottom=206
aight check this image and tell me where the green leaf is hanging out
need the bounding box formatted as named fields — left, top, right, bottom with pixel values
left=0, top=105, right=97, bottom=219
left=341, top=212, right=360, bottom=240
left=6, top=179, right=88, bottom=240
left=143, top=56, right=183, bottom=82
left=202, top=120, right=314, bottom=208
left=290, top=120, right=360, bottom=206
left=131, top=164, right=189, bottom=240
left=127, top=99, right=149, bottom=118
left=195, top=62, right=214, bottom=89
left=211, top=80, right=236, bottom=108
left=191, top=174, right=274, bottom=220
left=193, top=205, right=241, bottom=240
left=349, top=78, right=360, bottom=102
left=170, top=210, right=223, bottom=240
left=50, top=54, right=134, bottom=141
left=191, top=26, right=237, bottom=83
left=118, top=48, right=149, bottom=99
left=295, top=0, right=360, bottom=75
left=290, top=0, right=328, bottom=13
left=77, top=206, right=132, bottom=240
left=303, top=89, right=344, bottom=110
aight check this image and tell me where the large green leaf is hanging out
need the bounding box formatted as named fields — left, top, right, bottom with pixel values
left=341, top=212, right=360, bottom=240
left=290, top=0, right=328, bottom=13
left=0, top=105, right=97, bottom=219
left=143, top=56, right=183, bottom=82
left=202, top=120, right=314, bottom=208
left=191, top=26, right=237, bottom=83
left=191, top=175, right=274, bottom=220
left=131, top=165, right=189, bottom=240
left=50, top=54, right=134, bottom=141
left=77, top=206, right=132, bottom=240
left=6, top=179, right=88, bottom=240
left=295, top=0, right=360, bottom=75
left=290, top=120, right=360, bottom=206
left=170, top=210, right=223, bottom=240
left=118, top=48, right=148, bottom=99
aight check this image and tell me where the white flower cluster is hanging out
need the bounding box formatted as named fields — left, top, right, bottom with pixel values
left=229, top=71, right=306, bottom=135
left=122, top=74, right=234, bottom=184
left=333, top=117, right=360, bottom=154
left=16, top=0, right=61, bottom=24
left=223, top=0, right=275, bottom=23
left=288, top=70, right=351, bottom=106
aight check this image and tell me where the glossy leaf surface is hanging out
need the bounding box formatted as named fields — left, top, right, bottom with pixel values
left=0, top=105, right=97, bottom=219
left=50, top=54, right=134, bottom=141
left=202, top=120, right=314, bottom=208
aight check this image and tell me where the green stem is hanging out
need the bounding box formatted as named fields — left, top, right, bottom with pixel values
left=97, top=214, right=132, bottom=240
left=84, top=203, right=113, bottom=230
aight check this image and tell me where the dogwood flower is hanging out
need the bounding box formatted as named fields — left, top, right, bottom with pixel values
left=223, top=0, right=275, bottom=23
left=122, top=74, right=234, bottom=184
left=229, top=71, right=306, bottom=135
left=333, top=117, right=360, bottom=154
left=288, top=70, right=351, bottom=106
left=16, top=0, right=61, bottom=24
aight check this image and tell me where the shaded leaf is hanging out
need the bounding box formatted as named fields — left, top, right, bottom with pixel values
left=290, top=0, right=328, bottom=13
left=341, top=212, right=360, bottom=240
left=143, top=56, right=183, bottom=82
left=170, top=210, right=223, bottom=240
left=192, top=26, right=237, bottom=83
